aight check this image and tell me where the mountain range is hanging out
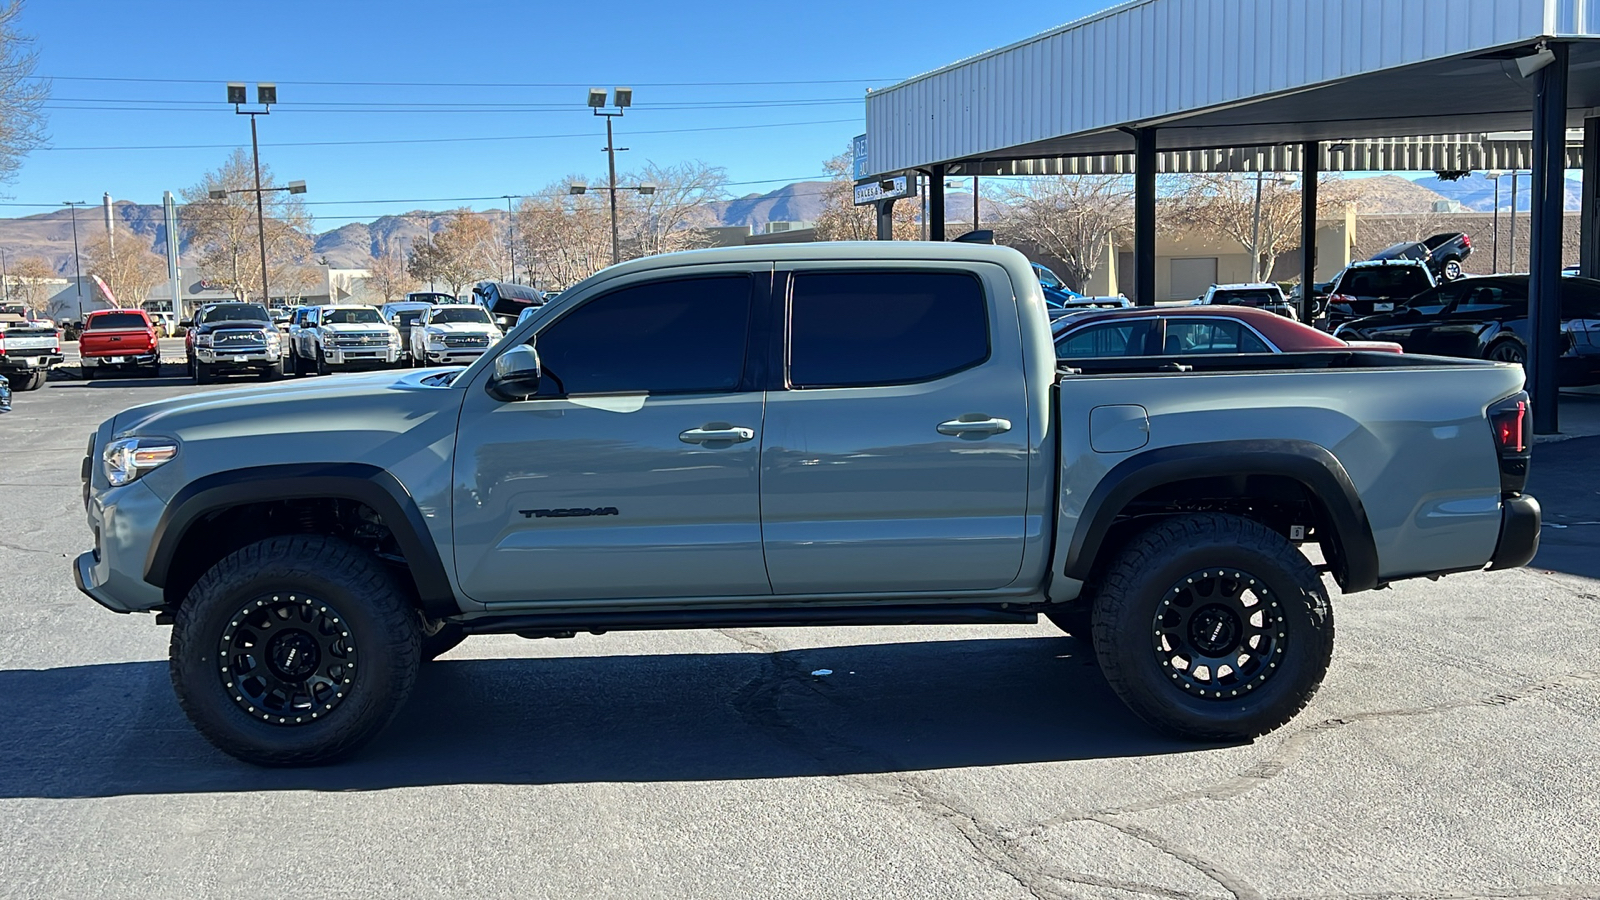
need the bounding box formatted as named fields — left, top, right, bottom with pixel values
left=0, top=174, right=1569, bottom=278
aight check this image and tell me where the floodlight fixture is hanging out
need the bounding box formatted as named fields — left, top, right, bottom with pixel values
left=1516, top=43, right=1556, bottom=78
left=613, top=87, right=633, bottom=109
left=569, top=182, right=588, bottom=195
left=587, top=89, right=608, bottom=108
left=257, top=83, right=277, bottom=105
left=286, top=180, right=307, bottom=194
left=208, top=189, right=228, bottom=200
left=227, top=82, right=248, bottom=104
left=879, top=179, right=896, bottom=191
left=637, top=183, right=655, bottom=196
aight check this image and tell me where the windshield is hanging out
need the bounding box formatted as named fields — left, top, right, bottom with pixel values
left=406, top=293, right=455, bottom=304
left=87, top=312, right=147, bottom=329
left=322, top=307, right=385, bottom=325
left=396, top=311, right=425, bottom=326
left=1338, top=267, right=1432, bottom=298
left=1034, top=265, right=1064, bottom=290
left=429, top=306, right=492, bottom=325
left=201, top=304, right=271, bottom=324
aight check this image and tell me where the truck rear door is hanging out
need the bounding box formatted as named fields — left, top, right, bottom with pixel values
left=759, top=265, right=1032, bottom=593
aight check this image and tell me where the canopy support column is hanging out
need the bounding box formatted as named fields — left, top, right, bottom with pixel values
left=1580, top=116, right=1599, bottom=277
left=1300, top=141, right=1320, bottom=322
left=928, top=164, right=946, bottom=241
left=1134, top=128, right=1157, bottom=307
left=876, top=198, right=896, bottom=241
left=1529, top=41, right=1569, bottom=435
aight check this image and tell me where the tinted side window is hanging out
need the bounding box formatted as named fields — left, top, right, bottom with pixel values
left=1453, top=285, right=1523, bottom=314
left=788, top=271, right=988, bottom=389
left=1164, top=320, right=1270, bottom=354
left=1056, top=321, right=1152, bottom=358
left=533, top=275, right=751, bottom=395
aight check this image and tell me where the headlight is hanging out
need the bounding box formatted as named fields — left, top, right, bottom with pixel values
left=195, top=334, right=213, bottom=346
left=103, top=437, right=178, bottom=487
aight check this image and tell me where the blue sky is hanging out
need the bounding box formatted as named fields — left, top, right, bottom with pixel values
left=9, top=0, right=1110, bottom=228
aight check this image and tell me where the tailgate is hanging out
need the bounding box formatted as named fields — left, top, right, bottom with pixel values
left=80, top=329, right=155, bottom=355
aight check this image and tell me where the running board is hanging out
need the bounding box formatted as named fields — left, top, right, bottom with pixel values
left=458, top=604, right=1041, bottom=638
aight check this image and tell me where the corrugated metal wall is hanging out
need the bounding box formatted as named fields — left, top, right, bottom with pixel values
left=865, top=0, right=1555, bottom=177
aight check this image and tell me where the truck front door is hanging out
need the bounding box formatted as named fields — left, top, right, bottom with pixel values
left=452, top=270, right=771, bottom=605
left=759, top=267, right=1032, bottom=594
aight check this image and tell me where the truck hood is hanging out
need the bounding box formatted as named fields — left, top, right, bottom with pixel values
left=112, top=368, right=462, bottom=438
left=321, top=322, right=394, bottom=334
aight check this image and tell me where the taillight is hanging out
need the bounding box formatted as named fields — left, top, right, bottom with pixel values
left=1328, top=293, right=1356, bottom=306
left=1462, top=235, right=1472, bottom=248
left=1488, top=392, right=1530, bottom=494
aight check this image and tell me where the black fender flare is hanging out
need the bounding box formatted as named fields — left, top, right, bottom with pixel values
left=1062, top=440, right=1380, bottom=592
left=143, top=462, right=458, bottom=616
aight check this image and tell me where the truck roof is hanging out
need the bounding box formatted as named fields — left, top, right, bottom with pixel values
left=592, top=241, right=1031, bottom=276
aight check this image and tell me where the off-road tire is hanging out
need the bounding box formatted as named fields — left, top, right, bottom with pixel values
left=1090, top=513, right=1333, bottom=742
left=420, top=623, right=467, bottom=661
left=170, top=535, right=421, bottom=767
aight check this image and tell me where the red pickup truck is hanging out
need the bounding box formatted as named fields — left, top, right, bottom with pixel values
left=78, top=309, right=160, bottom=378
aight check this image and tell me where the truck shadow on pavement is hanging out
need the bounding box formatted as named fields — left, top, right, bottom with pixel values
left=0, top=636, right=1201, bottom=798
left=1525, top=435, right=1600, bottom=580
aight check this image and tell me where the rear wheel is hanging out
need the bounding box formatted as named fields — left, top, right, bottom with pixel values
left=1442, top=258, right=1464, bottom=281
left=1089, top=513, right=1333, bottom=742
left=1487, top=339, right=1526, bottom=366
left=9, top=371, right=44, bottom=391
left=169, top=535, right=421, bottom=766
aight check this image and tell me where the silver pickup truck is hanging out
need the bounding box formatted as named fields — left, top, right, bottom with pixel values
left=73, top=243, right=1540, bottom=766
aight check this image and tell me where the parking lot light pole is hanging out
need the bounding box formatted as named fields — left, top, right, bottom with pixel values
left=501, top=195, right=518, bottom=282
left=225, top=83, right=305, bottom=306
left=588, top=88, right=633, bottom=265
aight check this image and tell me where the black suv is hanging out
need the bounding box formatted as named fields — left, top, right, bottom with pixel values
left=1322, top=260, right=1437, bottom=330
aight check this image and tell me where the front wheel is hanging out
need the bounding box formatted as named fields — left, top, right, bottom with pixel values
left=194, top=362, right=215, bottom=385
left=1090, top=513, right=1333, bottom=742
left=169, top=535, right=421, bottom=766
left=315, top=347, right=330, bottom=376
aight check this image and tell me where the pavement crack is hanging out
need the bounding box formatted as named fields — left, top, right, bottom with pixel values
left=0, top=540, right=51, bottom=555
left=1087, top=814, right=1262, bottom=900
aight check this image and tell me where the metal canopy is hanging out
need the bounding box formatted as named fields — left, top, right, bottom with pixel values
left=941, top=134, right=1587, bottom=176
left=862, top=0, right=1600, bottom=178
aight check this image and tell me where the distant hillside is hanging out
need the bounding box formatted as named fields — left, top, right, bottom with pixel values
left=706, top=182, right=830, bottom=233
left=1412, top=172, right=1583, bottom=212
left=1338, top=174, right=1451, bottom=214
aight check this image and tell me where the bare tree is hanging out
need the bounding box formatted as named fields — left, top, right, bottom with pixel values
left=0, top=2, right=46, bottom=188
left=83, top=225, right=166, bottom=308
left=407, top=208, right=499, bottom=294
left=619, top=161, right=729, bottom=257
left=6, top=253, right=51, bottom=312
left=1167, top=174, right=1349, bottom=283
left=180, top=149, right=313, bottom=302
left=514, top=183, right=614, bottom=290
left=365, top=248, right=414, bottom=302
left=813, top=147, right=919, bottom=242
left=992, top=175, right=1132, bottom=291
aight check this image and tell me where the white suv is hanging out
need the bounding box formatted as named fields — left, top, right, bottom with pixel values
left=293, top=305, right=402, bottom=375
left=410, top=304, right=503, bottom=366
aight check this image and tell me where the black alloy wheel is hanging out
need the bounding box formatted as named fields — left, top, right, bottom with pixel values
left=1152, top=568, right=1283, bottom=700
left=220, top=594, right=358, bottom=726
left=1488, top=341, right=1526, bottom=366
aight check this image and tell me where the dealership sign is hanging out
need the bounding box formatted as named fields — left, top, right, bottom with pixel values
left=853, top=174, right=917, bottom=206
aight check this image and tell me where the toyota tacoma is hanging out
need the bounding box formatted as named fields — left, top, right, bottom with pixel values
left=73, top=243, right=1540, bottom=766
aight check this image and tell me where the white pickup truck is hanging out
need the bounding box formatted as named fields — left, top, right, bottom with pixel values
left=0, top=307, right=63, bottom=391
left=75, top=243, right=1539, bottom=766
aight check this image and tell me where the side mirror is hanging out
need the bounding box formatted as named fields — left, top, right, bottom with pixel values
left=487, top=344, right=542, bottom=401
left=178, top=319, right=192, bottom=328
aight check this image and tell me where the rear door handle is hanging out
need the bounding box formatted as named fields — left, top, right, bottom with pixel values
left=937, top=416, right=1012, bottom=437
left=679, top=425, right=756, bottom=445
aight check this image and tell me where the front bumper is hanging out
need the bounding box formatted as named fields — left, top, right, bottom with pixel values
left=1488, top=494, right=1541, bottom=570
left=0, top=353, right=64, bottom=372
left=425, top=348, right=488, bottom=366
left=196, top=348, right=279, bottom=368
left=325, top=346, right=400, bottom=366
left=73, top=479, right=168, bottom=613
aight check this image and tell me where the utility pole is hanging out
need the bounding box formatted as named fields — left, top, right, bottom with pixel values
left=1250, top=171, right=1264, bottom=281
left=502, top=194, right=517, bottom=282
left=63, top=201, right=87, bottom=320
left=1, top=248, right=9, bottom=304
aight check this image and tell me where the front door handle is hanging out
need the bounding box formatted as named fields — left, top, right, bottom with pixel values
left=937, top=416, right=1013, bottom=437
left=679, top=425, right=756, bottom=445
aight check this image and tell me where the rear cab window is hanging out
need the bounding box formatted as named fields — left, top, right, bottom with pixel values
left=1338, top=266, right=1433, bottom=298
left=87, top=312, right=148, bottom=329
left=786, top=271, right=989, bottom=388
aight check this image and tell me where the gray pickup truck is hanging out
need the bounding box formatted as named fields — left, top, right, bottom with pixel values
left=73, top=243, right=1540, bottom=766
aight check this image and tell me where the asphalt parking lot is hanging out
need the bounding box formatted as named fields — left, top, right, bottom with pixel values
left=1, top=366, right=1597, bottom=900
